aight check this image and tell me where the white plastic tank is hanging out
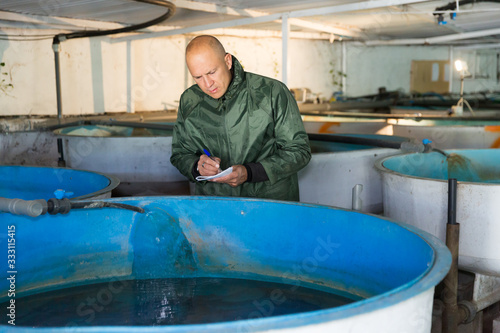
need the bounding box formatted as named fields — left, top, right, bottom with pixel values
left=376, top=149, right=500, bottom=276
left=299, top=134, right=407, bottom=213
left=391, top=118, right=500, bottom=149
left=54, top=124, right=188, bottom=196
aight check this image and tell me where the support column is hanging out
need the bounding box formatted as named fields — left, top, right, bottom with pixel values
left=281, top=13, right=290, bottom=85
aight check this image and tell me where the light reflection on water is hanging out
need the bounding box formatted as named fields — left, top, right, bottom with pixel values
left=1, top=277, right=357, bottom=327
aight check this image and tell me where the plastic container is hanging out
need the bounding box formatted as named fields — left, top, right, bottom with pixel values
left=0, top=165, right=118, bottom=200
left=376, top=149, right=500, bottom=276
left=0, top=196, right=450, bottom=332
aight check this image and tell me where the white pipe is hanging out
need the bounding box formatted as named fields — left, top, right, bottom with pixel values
left=282, top=13, right=290, bottom=85
left=455, top=43, right=500, bottom=50
left=113, top=13, right=283, bottom=43
left=190, top=28, right=330, bottom=40
left=287, top=0, right=431, bottom=18
left=352, top=184, right=363, bottom=211
left=126, top=40, right=134, bottom=113
left=364, top=28, right=500, bottom=45
left=342, top=41, right=347, bottom=95
left=449, top=46, right=453, bottom=94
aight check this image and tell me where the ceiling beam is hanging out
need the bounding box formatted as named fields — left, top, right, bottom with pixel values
left=170, top=0, right=359, bottom=37
left=286, top=0, right=433, bottom=18
left=168, top=28, right=332, bottom=40
left=287, top=19, right=358, bottom=37
left=114, top=0, right=428, bottom=43
left=169, top=0, right=266, bottom=18
left=364, top=27, right=500, bottom=45
left=454, top=43, right=500, bottom=50
left=113, top=13, right=283, bottom=42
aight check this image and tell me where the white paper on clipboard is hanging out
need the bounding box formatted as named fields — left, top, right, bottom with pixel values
left=196, top=167, right=233, bottom=181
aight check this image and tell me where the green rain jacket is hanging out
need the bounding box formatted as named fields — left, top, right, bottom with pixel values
left=170, top=56, right=311, bottom=201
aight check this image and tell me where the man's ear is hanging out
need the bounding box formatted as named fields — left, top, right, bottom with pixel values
left=224, top=53, right=232, bottom=70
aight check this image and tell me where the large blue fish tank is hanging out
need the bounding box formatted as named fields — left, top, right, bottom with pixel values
left=0, top=196, right=450, bottom=332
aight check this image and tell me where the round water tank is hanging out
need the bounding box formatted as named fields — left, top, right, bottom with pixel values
left=0, top=196, right=450, bottom=332
left=376, top=149, right=500, bottom=276
left=0, top=165, right=118, bottom=200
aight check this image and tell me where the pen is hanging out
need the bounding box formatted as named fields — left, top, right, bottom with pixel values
left=203, top=149, right=217, bottom=162
left=203, top=148, right=221, bottom=171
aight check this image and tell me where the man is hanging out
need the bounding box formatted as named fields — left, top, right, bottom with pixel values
left=170, top=35, right=311, bottom=201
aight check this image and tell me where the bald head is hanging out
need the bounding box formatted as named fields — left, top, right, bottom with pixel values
left=185, top=35, right=233, bottom=99
left=186, top=35, right=226, bottom=60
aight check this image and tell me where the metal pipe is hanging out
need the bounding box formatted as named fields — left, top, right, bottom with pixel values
left=442, top=223, right=460, bottom=332
left=52, top=41, right=62, bottom=121
left=57, top=138, right=66, bottom=167
left=447, top=178, right=457, bottom=225
left=442, top=178, right=460, bottom=332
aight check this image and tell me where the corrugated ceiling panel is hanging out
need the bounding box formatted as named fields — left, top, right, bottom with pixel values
left=0, top=0, right=169, bottom=24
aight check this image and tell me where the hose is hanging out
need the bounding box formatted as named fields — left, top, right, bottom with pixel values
left=70, top=200, right=145, bottom=214
left=0, top=197, right=144, bottom=217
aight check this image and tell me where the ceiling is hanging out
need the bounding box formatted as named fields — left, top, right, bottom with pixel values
left=0, top=0, right=500, bottom=47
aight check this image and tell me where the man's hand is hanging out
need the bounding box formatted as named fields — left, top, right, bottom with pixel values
left=212, top=164, right=247, bottom=187
left=197, top=154, right=221, bottom=176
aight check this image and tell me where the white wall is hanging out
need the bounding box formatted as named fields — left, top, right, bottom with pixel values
left=0, top=32, right=498, bottom=117
left=345, top=45, right=448, bottom=96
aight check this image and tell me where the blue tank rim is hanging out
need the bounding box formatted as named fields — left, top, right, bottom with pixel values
left=0, top=165, right=120, bottom=200
left=374, top=149, right=500, bottom=186
left=1, top=196, right=450, bottom=333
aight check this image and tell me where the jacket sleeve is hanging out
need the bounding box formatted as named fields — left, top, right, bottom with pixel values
left=258, top=82, right=312, bottom=185
left=170, top=96, right=200, bottom=182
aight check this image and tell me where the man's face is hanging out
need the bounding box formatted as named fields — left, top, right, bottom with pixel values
left=187, top=50, right=232, bottom=100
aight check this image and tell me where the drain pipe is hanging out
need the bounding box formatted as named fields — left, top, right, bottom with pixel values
left=442, top=178, right=460, bottom=333
left=53, top=41, right=63, bottom=121
left=57, top=138, right=66, bottom=167
left=442, top=179, right=477, bottom=331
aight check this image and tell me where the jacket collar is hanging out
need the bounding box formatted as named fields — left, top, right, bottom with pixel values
left=221, top=55, right=245, bottom=101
